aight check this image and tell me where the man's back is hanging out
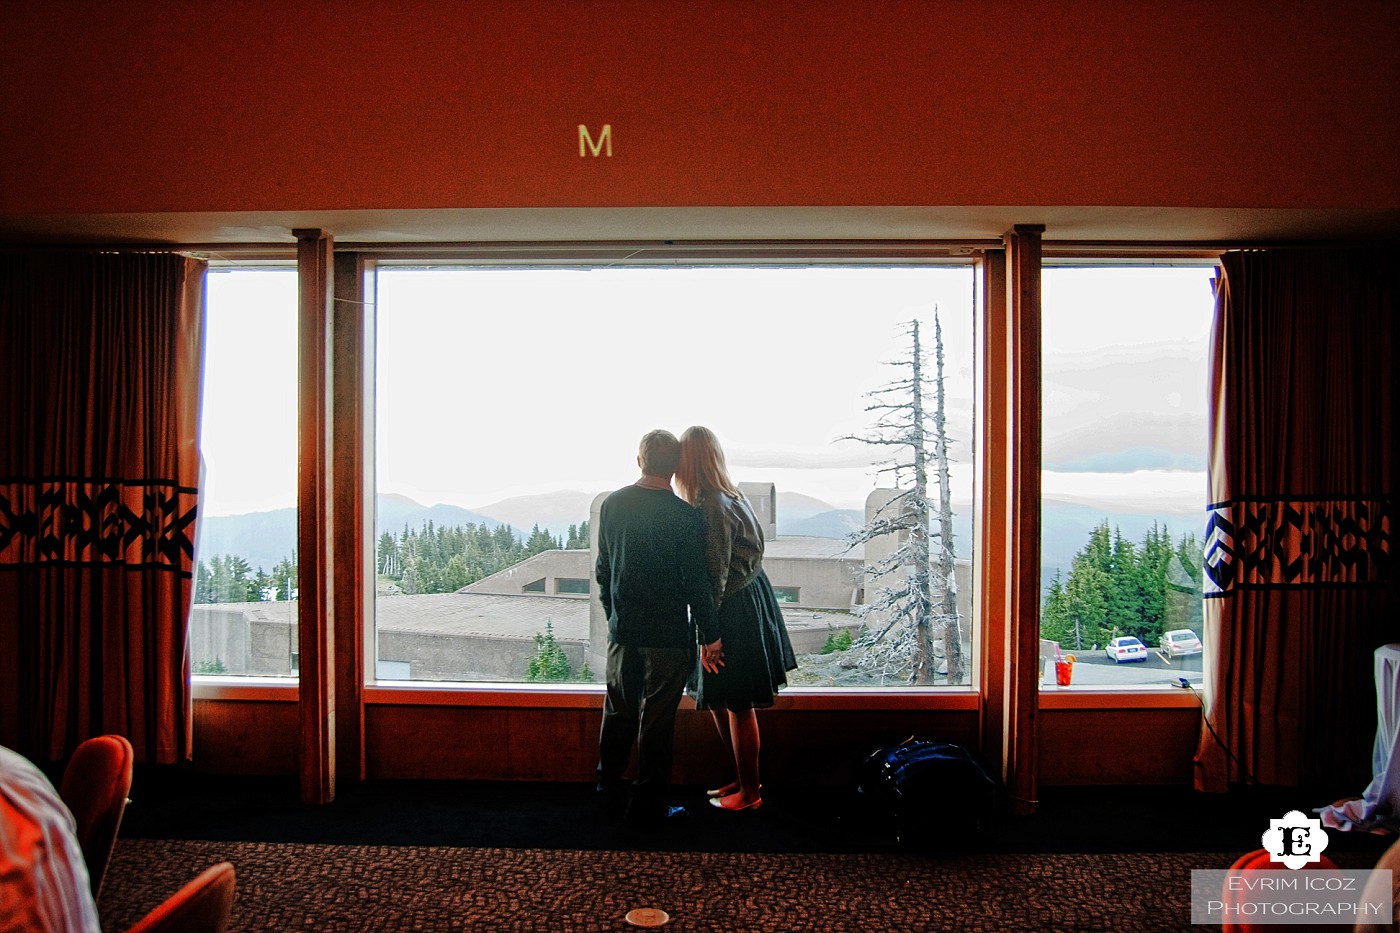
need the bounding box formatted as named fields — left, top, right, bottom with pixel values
left=596, top=484, right=713, bottom=650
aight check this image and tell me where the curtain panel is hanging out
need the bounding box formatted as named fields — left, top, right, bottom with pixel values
left=1198, top=248, right=1398, bottom=790
left=0, top=252, right=205, bottom=763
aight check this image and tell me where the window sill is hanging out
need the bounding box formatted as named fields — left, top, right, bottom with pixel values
left=1038, top=685, right=1204, bottom=710
left=193, top=679, right=1199, bottom=711
left=192, top=676, right=298, bottom=701
left=193, top=678, right=981, bottom=711
left=368, top=682, right=604, bottom=708
left=366, top=684, right=981, bottom=711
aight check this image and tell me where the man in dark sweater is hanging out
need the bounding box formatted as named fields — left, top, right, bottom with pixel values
left=595, top=429, right=718, bottom=828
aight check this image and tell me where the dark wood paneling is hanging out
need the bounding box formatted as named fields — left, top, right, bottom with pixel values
left=1039, top=707, right=1202, bottom=786
left=193, top=697, right=1196, bottom=787
left=756, top=709, right=981, bottom=788
left=191, top=700, right=298, bottom=775
left=364, top=705, right=599, bottom=781
left=363, top=703, right=980, bottom=786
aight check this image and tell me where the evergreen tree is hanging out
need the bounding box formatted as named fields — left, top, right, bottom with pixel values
left=1064, top=554, right=1111, bottom=647
left=1106, top=529, right=1143, bottom=637
left=526, top=621, right=573, bottom=682
left=525, top=523, right=557, bottom=555
left=252, top=568, right=273, bottom=602
left=565, top=522, right=591, bottom=550
left=365, top=515, right=601, bottom=597
left=269, top=553, right=298, bottom=601
left=443, top=554, right=469, bottom=593
left=1041, top=571, right=1074, bottom=646
left=195, top=553, right=258, bottom=604
left=194, top=559, right=213, bottom=604
left=1041, top=522, right=1207, bottom=649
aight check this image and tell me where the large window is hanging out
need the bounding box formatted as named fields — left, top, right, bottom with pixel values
left=372, top=265, right=978, bottom=687
left=189, top=267, right=300, bottom=678
left=185, top=258, right=1217, bottom=698
left=1039, top=265, right=1215, bottom=689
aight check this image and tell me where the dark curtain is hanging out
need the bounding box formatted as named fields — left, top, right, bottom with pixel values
left=0, top=252, right=205, bottom=764
left=1197, top=248, right=1398, bottom=790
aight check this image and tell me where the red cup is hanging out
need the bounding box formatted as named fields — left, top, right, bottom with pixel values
left=1055, top=659, right=1072, bottom=686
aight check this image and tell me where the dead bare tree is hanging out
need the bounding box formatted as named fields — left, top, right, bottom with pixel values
left=844, top=316, right=963, bottom=685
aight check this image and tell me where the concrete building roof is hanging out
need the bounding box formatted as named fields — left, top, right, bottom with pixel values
left=461, top=548, right=589, bottom=594
left=205, top=592, right=854, bottom=643
left=764, top=536, right=864, bottom=560
left=376, top=592, right=590, bottom=640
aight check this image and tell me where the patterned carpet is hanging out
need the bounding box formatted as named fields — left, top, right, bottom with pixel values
left=95, top=837, right=1380, bottom=932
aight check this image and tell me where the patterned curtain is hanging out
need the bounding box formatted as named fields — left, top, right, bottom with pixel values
left=0, top=252, right=205, bottom=763
left=1197, top=248, right=1397, bottom=790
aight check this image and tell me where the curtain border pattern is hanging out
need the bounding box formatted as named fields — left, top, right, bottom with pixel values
left=1204, top=495, right=1392, bottom=597
left=0, top=478, right=198, bottom=574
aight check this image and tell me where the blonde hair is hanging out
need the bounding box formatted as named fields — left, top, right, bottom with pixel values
left=676, top=425, right=741, bottom=504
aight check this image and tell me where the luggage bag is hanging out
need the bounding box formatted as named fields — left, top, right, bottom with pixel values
left=856, top=739, right=1003, bottom=847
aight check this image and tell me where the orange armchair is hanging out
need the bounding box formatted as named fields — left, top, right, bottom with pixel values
left=58, top=733, right=134, bottom=898
left=1220, top=848, right=1341, bottom=933
left=125, top=862, right=236, bottom=933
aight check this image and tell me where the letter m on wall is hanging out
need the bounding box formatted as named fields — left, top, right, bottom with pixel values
left=579, top=124, right=612, bottom=157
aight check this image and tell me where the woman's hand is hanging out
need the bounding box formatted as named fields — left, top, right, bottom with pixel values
left=701, top=639, right=725, bottom=674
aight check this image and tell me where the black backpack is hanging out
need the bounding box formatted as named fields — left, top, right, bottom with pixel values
left=856, top=739, right=1004, bottom=848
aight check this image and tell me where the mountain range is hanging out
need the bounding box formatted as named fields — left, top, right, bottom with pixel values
left=195, top=489, right=1202, bottom=586
left=196, top=495, right=509, bottom=573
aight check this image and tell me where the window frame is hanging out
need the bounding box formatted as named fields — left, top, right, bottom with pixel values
left=191, top=243, right=1222, bottom=721
left=1035, top=256, right=1220, bottom=693
left=362, top=250, right=985, bottom=696
left=771, top=586, right=801, bottom=604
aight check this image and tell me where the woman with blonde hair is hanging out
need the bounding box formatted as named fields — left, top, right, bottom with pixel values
left=677, top=425, right=796, bottom=812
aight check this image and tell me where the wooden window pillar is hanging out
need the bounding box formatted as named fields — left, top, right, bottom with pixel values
left=332, top=252, right=372, bottom=783
left=294, top=228, right=336, bottom=804
left=1001, top=224, right=1044, bottom=815
left=977, top=249, right=1010, bottom=780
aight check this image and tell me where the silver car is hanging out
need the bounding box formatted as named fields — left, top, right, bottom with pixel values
left=1160, top=629, right=1203, bottom=657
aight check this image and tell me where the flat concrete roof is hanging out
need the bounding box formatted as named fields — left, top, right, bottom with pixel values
left=376, top=592, right=590, bottom=640
left=202, top=592, right=855, bottom=643
left=764, top=536, right=863, bottom=560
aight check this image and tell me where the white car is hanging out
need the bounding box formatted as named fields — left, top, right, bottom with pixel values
left=1160, top=629, right=1203, bottom=657
left=1105, top=636, right=1148, bottom=663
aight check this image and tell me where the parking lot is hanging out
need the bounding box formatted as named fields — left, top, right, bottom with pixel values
left=1043, top=645, right=1203, bottom=688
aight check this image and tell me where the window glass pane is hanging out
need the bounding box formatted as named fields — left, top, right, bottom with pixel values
left=190, top=268, right=300, bottom=678
left=1039, top=266, right=1214, bottom=689
left=374, top=266, right=978, bottom=686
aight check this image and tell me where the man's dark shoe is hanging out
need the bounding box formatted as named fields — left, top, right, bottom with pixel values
left=625, top=804, right=690, bottom=830
left=595, top=782, right=628, bottom=820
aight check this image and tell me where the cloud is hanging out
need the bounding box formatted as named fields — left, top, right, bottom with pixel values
left=1043, top=412, right=1206, bottom=473
left=727, top=440, right=879, bottom=470
left=1042, top=470, right=1205, bottom=514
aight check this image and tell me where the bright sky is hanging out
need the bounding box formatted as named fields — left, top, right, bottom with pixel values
left=1043, top=266, right=1214, bottom=468
left=199, top=263, right=1216, bottom=519
left=200, top=270, right=299, bottom=516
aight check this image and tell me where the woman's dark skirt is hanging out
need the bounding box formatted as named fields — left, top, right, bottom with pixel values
left=693, top=569, right=798, bottom=711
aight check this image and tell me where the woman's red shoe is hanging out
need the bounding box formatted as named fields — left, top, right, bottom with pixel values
left=708, top=793, right=762, bottom=812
